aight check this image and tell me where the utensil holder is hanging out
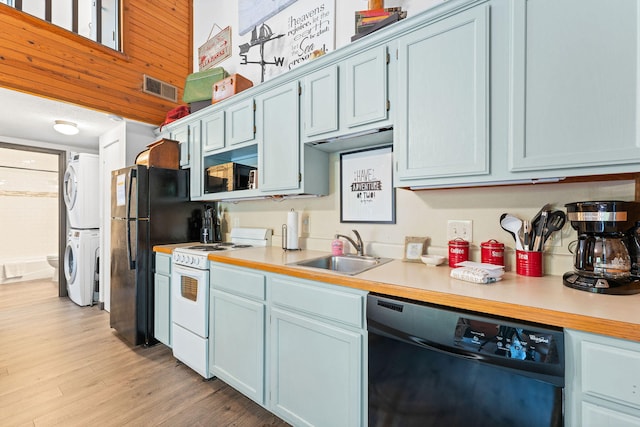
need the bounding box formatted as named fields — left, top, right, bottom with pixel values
left=516, top=250, right=543, bottom=277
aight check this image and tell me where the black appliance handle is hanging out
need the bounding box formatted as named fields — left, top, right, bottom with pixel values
left=126, top=168, right=136, bottom=270
left=367, top=317, right=564, bottom=386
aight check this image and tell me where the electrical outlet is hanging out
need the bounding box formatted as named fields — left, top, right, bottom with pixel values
left=233, top=217, right=240, bottom=228
left=447, top=220, right=473, bottom=242
left=547, top=231, right=562, bottom=247
left=302, top=216, right=310, bottom=234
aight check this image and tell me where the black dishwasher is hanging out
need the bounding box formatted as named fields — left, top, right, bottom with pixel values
left=367, top=294, right=564, bottom=427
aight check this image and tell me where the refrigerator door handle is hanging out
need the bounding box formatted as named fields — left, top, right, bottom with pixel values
left=127, top=169, right=136, bottom=270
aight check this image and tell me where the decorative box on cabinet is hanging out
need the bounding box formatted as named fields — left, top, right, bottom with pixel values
left=565, top=329, right=640, bottom=427
left=153, top=252, right=172, bottom=347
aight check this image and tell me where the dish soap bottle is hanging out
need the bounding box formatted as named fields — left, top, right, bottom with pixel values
left=332, top=236, right=344, bottom=256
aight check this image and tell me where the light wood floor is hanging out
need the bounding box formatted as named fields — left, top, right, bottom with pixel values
left=0, top=279, right=290, bottom=427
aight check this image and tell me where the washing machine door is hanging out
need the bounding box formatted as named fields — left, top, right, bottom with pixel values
left=64, top=240, right=77, bottom=284
left=63, top=163, right=78, bottom=211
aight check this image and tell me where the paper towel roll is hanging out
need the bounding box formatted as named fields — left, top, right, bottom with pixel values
left=286, top=210, right=299, bottom=249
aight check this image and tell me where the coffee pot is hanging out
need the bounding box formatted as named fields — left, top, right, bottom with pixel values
left=564, top=201, right=640, bottom=294
left=570, top=234, right=631, bottom=279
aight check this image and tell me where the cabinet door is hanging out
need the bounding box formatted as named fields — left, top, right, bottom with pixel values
left=395, top=5, right=489, bottom=181
left=153, top=273, right=171, bottom=347
left=269, top=307, right=362, bottom=427
left=509, top=0, right=640, bottom=172
left=171, top=125, right=190, bottom=168
left=202, top=110, right=225, bottom=153
left=257, top=81, right=300, bottom=192
left=226, top=98, right=255, bottom=146
left=189, top=121, right=203, bottom=199
left=210, top=289, right=265, bottom=405
left=344, top=45, right=388, bottom=128
left=566, top=329, right=640, bottom=426
left=302, top=65, right=339, bottom=138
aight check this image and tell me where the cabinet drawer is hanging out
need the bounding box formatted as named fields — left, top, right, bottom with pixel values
left=155, top=253, right=171, bottom=275
left=582, top=340, right=640, bottom=408
left=270, top=277, right=365, bottom=329
left=582, top=401, right=640, bottom=427
left=211, top=265, right=265, bottom=301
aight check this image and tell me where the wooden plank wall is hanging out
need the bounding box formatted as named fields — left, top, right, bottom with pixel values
left=0, top=0, right=192, bottom=127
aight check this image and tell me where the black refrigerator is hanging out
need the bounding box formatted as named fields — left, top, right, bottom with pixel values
left=110, top=165, right=201, bottom=346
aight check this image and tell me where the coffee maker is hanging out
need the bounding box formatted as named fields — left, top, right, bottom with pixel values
left=563, top=201, right=640, bottom=295
left=200, top=203, right=221, bottom=244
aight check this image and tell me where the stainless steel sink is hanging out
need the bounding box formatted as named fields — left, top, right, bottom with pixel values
left=289, top=254, right=393, bottom=276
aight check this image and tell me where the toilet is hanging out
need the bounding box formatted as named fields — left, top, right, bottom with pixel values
left=47, top=254, right=59, bottom=282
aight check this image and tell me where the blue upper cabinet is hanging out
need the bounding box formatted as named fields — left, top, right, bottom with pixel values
left=394, top=4, right=490, bottom=184
left=302, top=65, right=339, bottom=138
left=344, top=45, right=390, bottom=128
left=225, top=98, right=256, bottom=146
left=257, top=81, right=301, bottom=193
left=300, top=44, right=392, bottom=146
left=509, top=0, right=640, bottom=173
left=201, top=110, right=225, bottom=154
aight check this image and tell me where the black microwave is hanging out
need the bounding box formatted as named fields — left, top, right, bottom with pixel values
left=204, top=162, right=256, bottom=193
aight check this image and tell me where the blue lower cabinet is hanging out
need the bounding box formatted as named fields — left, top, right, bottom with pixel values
left=269, top=307, right=364, bottom=427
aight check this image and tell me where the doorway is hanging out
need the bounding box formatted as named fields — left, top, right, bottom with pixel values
left=0, top=142, right=67, bottom=296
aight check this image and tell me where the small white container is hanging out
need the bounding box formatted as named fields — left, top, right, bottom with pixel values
left=421, top=255, right=445, bottom=266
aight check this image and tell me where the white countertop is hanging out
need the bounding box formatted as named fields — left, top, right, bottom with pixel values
left=155, top=244, right=640, bottom=342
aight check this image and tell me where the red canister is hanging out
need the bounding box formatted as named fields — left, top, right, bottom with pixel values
left=448, top=238, right=469, bottom=267
left=481, top=239, right=505, bottom=266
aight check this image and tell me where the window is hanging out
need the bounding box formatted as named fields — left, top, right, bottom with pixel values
left=4, top=0, right=120, bottom=51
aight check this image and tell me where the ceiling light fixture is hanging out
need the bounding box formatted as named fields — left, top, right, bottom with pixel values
left=53, top=120, right=79, bottom=135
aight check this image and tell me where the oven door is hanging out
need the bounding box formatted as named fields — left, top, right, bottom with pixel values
left=172, top=264, right=209, bottom=338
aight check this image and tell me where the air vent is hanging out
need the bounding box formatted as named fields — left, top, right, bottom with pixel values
left=143, top=75, right=178, bottom=102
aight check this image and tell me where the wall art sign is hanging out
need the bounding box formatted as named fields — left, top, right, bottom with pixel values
left=340, top=145, right=395, bottom=224
left=283, top=0, right=335, bottom=72
left=239, top=0, right=298, bottom=36
left=198, top=26, right=232, bottom=71
left=237, top=0, right=335, bottom=82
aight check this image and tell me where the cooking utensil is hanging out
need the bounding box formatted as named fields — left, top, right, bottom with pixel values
left=542, top=210, right=566, bottom=245
left=500, top=213, right=524, bottom=250
left=530, top=203, right=553, bottom=231
left=522, top=220, right=532, bottom=250
left=532, top=210, right=548, bottom=251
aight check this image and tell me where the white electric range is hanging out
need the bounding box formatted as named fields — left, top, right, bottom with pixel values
left=171, top=227, right=272, bottom=379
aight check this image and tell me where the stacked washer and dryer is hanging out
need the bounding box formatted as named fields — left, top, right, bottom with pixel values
left=63, top=153, right=100, bottom=306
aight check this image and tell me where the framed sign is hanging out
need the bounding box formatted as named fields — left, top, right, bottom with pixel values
left=198, top=26, right=232, bottom=71
left=403, top=236, right=430, bottom=263
left=340, top=146, right=395, bottom=224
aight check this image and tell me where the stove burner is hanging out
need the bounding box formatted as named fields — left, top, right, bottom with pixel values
left=187, top=245, right=227, bottom=251
left=186, top=243, right=253, bottom=251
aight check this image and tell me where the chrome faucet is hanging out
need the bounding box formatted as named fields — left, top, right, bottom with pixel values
left=335, top=230, right=364, bottom=256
